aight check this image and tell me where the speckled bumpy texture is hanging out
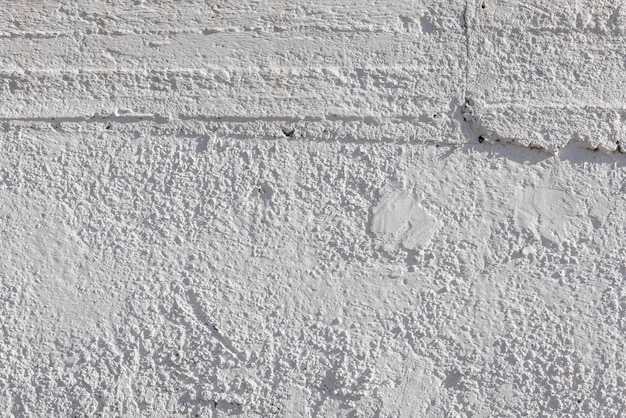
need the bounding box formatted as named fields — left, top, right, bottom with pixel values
left=1, top=1, right=625, bottom=417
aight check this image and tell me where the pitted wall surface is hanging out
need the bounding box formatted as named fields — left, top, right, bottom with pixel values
left=1, top=1, right=625, bottom=417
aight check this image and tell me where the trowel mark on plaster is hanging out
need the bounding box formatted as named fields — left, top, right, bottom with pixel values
left=377, top=357, right=441, bottom=416
left=371, top=191, right=439, bottom=250
left=513, top=187, right=579, bottom=244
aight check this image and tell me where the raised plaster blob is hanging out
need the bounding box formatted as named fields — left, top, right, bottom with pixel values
left=513, top=187, right=579, bottom=244
left=371, top=191, right=439, bottom=250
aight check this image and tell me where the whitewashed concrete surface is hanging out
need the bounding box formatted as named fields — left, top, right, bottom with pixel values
left=0, top=1, right=625, bottom=417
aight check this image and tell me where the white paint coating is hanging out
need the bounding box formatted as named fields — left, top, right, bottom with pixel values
left=1, top=1, right=626, bottom=417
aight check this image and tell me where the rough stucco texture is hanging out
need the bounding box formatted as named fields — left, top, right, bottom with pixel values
left=1, top=1, right=626, bottom=417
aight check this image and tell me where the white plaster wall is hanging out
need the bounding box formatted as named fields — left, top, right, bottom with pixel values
left=1, top=1, right=625, bottom=416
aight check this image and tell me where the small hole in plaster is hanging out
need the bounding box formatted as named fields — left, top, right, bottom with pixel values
left=282, top=127, right=295, bottom=137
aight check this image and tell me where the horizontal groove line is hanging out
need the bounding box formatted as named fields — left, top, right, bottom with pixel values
left=0, top=65, right=442, bottom=75
left=0, top=115, right=431, bottom=124
left=477, top=24, right=626, bottom=37
left=480, top=102, right=626, bottom=112
left=0, top=25, right=434, bottom=39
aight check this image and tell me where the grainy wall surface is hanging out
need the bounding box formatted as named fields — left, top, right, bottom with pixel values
left=1, top=1, right=626, bottom=416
